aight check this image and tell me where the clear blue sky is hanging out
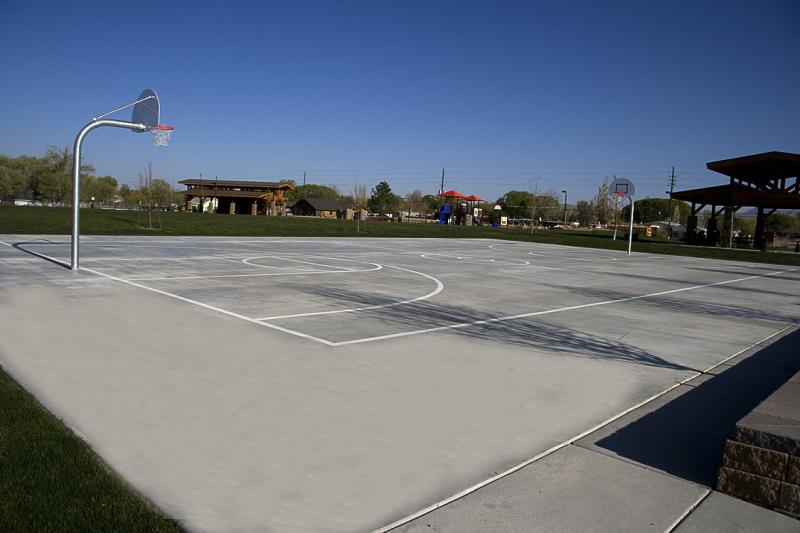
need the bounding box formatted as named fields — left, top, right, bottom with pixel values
left=1, top=0, right=798, bottom=202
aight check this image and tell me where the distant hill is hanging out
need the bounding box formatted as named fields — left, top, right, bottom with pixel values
left=738, top=208, right=799, bottom=217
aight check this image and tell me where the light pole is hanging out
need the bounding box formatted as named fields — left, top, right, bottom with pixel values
left=561, top=190, right=568, bottom=225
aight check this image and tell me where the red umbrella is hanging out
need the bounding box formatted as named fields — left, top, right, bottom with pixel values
left=437, top=190, right=468, bottom=199
left=464, top=194, right=485, bottom=202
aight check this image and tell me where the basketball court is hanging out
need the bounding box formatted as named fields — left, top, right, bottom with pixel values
left=1, top=235, right=797, bottom=531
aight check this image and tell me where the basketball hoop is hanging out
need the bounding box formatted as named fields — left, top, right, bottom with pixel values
left=151, top=124, right=174, bottom=147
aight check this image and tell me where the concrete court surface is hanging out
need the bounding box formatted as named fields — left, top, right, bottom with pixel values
left=0, top=235, right=798, bottom=532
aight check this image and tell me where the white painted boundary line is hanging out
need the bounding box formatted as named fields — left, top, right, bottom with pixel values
left=126, top=268, right=380, bottom=282
left=8, top=245, right=336, bottom=346
left=256, top=265, right=444, bottom=321
left=81, top=266, right=339, bottom=346
left=127, top=256, right=383, bottom=281
left=374, top=324, right=797, bottom=533
left=333, top=268, right=794, bottom=346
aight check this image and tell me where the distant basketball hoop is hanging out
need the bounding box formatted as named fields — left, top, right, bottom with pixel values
left=609, top=177, right=636, bottom=256
left=151, top=124, right=174, bottom=147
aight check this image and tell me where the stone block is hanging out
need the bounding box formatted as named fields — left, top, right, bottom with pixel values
left=735, top=411, right=800, bottom=455
left=717, top=466, right=780, bottom=507
left=722, top=440, right=788, bottom=479
left=786, top=455, right=800, bottom=485
left=779, top=482, right=800, bottom=515
left=755, top=382, right=800, bottom=423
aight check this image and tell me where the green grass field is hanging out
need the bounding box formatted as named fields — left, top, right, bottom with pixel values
left=2, top=205, right=799, bottom=266
left=0, top=367, right=182, bottom=533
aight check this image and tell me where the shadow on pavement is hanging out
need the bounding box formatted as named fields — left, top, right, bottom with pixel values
left=593, top=328, right=800, bottom=486
left=285, top=283, right=696, bottom=371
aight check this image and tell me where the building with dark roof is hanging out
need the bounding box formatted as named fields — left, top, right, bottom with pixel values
left=292, top=198, right=356, bottom=218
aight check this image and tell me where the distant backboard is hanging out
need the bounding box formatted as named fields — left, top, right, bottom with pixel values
left=131, top=89, right=160, bottom=130
left=609, top=177, right=635, bottom=198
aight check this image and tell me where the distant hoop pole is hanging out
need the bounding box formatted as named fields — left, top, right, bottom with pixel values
left=71, top=119, right=147, bottom=271
left=627, top=196, right=635, bottom=256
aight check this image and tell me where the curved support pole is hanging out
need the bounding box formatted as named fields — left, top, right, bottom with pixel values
left=71, top=119, right=147, bottom=271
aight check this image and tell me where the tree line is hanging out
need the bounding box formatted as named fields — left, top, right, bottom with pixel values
left=0, top=147, right=181, bottom=209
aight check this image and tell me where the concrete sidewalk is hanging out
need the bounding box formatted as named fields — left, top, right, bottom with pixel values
left=391, top=328, right=800, bottom=532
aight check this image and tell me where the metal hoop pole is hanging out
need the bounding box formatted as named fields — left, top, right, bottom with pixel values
left=627, top=196, right=635, bottom=256
left=71, top=119, right=147, bottom=271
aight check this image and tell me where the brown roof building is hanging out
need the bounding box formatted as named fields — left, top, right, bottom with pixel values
left=179, top=179, right=294, bottom=215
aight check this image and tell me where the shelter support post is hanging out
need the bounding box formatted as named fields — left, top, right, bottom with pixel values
left=754, top=207, right=766, bottom=250
left=686, top=215, right=698, bottom=244
left=707, top=216, right=718, bottom=247
left=721, top=207, right=735, bottom=248
left=251, top=202, right=258, bottom=216
left=229, top=201, right=236, bottom=215
left=185, top=197, right=193, bottom=212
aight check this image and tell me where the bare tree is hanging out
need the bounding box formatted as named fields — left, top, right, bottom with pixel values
left=594, top=177, right=610, bottom=225
left=138, top=162, right=154, bottom=228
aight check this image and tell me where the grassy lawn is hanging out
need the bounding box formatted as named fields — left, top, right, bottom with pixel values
left=1, top=205, right=799, bottom=266
left=0, top=367, right=182, bottom=532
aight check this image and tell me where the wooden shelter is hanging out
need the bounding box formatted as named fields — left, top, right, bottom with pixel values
left=179, top=179, right=293, bottom=215
left=671, top=151, right=800, bottom=248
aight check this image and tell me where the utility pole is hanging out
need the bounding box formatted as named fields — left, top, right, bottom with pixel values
left=302, top=171, right=307, bottom=199
left=562, top=190, right=568, bottom=225
left=666, top=166, right=676, bottom=239
left=438, top=167, right=445, bottom=219
left=529, top=177, right=538, bottom=234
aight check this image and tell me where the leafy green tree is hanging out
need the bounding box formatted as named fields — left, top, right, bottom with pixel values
left=367, top=181, right=399, bottom=214
left=149, top=179, right=176, bottom=208
left=733, top=216, right=755, bottom=236
left=286, top=182, right=340, bottom=201
left=766, top=213, right=797, bottom=233
left=423, top=194, right=440, bottom=213
left=497, top=190, right=533, bottom=218
left=575, top=200, right=594, bottom=226
left=621, top=198, right=689, bottom=224
left=38, top=146, right=94, bottom=205
left=88, top=176, right=119, bottom=204
left=0, top=168, right=12, bottom=203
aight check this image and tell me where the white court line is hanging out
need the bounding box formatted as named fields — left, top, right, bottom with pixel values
left=242, top=255, right=358, bottom=272
left=528, top=251, right=618, bottom=262
left=0, top=245, right=337, bottom=346
left=8, top=240, right=796, bottom=351
left=81, top=266, right=338, bottom=346
left=330, top=268, right=794, bottom=346
left=420, top=254, right=531, bottom=266
left=255, top=265, right=444, bottom=321
left=125, top=268, right=379, bottom=282
left=374, top=324, right=797, bottom=533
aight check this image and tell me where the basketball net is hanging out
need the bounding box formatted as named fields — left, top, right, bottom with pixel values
left=151, top=124, right=174, bottom=147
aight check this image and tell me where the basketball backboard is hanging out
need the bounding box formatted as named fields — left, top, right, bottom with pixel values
left=609, top=177, right=635, bottom=197
left=131, top=89, right=160, bottom=130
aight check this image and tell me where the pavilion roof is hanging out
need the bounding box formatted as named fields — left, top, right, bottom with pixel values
left=706, top=151, right=800, bottom=183
left=671, top=182, right=800, bottom=209
left=179, top=179, right=294, bottom=190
